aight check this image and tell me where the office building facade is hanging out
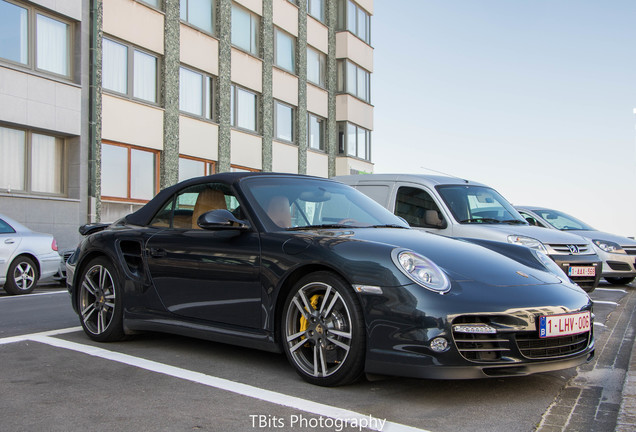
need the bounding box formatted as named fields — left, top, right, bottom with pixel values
left=0, top=0, right=374, bottom=248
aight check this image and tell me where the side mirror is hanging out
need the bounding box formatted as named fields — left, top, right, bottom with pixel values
left=425, top=210, right=447, bottom=229
left=197, top=209, right=250, bottom=230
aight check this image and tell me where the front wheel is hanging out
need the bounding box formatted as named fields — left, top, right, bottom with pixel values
left=78, top=257, right=125, bottom=342
left=281, top=272, right=365, bottom=386
left=4, top=256, right=38, bottom=295
left=605, top=277, right=635, bottom=286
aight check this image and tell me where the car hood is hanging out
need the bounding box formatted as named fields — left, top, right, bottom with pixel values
left=564, top=230, right=636, bottom=247
left=301, top=227, right=574, bottom=288
left=453, top=224, right=591, bottom=245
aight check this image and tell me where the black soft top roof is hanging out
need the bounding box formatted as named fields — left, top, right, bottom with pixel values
left=124, top=172, right=319, bottom=226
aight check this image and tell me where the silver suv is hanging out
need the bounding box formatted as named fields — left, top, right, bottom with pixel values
left=334, top=174, right=602, bottom=291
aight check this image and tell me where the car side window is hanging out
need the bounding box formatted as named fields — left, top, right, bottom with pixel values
left=149, top=183, right=239, bottom=229
left=0, top=218, right=16, bottom=234
left=395, top=186, right=445, bottom=228
left=519, top=211, right=544, bottom=228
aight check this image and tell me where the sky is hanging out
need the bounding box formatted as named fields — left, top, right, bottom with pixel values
left=371, top=0, right=636, bottom=238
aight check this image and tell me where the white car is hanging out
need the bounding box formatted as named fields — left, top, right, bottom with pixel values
left=516, top=206, right=636, bottom=285
left=0, top=214, right=62, bottom=295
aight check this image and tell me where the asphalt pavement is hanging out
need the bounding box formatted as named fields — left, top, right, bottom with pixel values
left=1, top=279, right=635, bottom=431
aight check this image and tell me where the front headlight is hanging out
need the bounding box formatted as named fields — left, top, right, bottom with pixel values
left=392, top=249, right=451, bottom=294
left=507, top=235, right=548, bottom=253
left=593, top=239, right=624, bottom=253
left=531, top=249, right=569, bottom=281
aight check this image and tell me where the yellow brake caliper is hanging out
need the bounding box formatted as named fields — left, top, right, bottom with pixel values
left=299, top=294, right=323, bottom=340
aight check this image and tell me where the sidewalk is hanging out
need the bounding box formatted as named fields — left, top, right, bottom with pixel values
left=617, top=318, right=636, bottom=431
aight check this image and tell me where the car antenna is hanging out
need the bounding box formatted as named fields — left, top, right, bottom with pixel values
left=420, top=166, right=470, bottom=183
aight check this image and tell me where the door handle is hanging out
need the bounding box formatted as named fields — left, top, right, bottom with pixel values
left=4, top=239, right=15, bottom=244
left=148, top=247, right=167, bottom=257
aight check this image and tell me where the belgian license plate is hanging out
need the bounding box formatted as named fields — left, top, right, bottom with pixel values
left=568, top=266, right=595, bottom=277
left=539, top=311, right=591, bottom=338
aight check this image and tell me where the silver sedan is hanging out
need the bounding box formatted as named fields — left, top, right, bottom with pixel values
left=0, top=214, right=62, bottom=295
left=516, top=206, right=636, bottom=285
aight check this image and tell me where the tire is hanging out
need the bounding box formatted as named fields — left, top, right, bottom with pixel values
left=605, top=277, right=635, bottom=286
left=77, top=257, right=125, bottom=342
left=4, top=256, right=39, bottom=295
left=281, top=271, right=365, bottom=386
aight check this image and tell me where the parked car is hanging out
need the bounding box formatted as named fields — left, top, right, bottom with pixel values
left=516, top=206, right=636, bottom=285
left=0, top=213, right=62, bottom=295
left=334, top=174, right=602, bottom=292
left=66, top=173, right=594, bottom=386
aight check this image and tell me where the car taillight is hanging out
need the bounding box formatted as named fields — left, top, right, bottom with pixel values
left=52, top=238, right=58, bottom=252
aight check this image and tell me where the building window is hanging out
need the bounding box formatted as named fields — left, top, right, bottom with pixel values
left=307, top=0, right=325, bottom=22
left=0, top=125, right=65, bottom=195
left=139, top=0, right=162, bottom=9
left=274, top=28, right=295, bottom=73
left=101, top=142, right=158, bottom=202
left=180, top=0, right=215, bottom=34
left=179, top=156, right=215, bottom=182
left=274, top=101, right=294, bottom=143
left=102, top=37, right=159, bottom=104
left=308, top=113, right=324, bottom=151
left=230, top=84, right=258, bottom=132
left=231, top=165, right=260, bottom=172
left=231, top=4, right=259, bottom=55
left=0, top=0, right=72, bottom=78
left=337, top=59, right=370, bottom=103
left=307, top=46, right=326, bottom=87
left=337, top=0, right=371, bottom=44
left=338, top=122, right=370, bottom=161
left=179, top=66, right=214, bottom=119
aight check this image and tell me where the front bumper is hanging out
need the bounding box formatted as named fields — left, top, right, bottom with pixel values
left=598, top=251, right=636, bottom=278
left=550, top=254, right=602, bottom=291
left=360, top=280, right=595, bottom=380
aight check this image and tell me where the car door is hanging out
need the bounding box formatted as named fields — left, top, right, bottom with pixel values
left=144, top=182, right=262, bottom=329
left=392, top=185, right=453, bottom=236
left=0, top=218, right=21, bottom=276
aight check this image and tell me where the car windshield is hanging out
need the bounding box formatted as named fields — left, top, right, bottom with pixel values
left=436, top=185, right=527, bottom=225
left=240, top=177, right=409, bottom=231
left=531, top=209, right=595, bottom=231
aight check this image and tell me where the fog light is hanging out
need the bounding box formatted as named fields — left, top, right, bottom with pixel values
left=430, top=337, right=449, bottom=353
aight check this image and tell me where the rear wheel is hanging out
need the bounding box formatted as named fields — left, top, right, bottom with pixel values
left=281, top=272, right=365, bottom=386
left=605, top=277, right=635, bottom=286
left=4, top=256, right=38, bottom=295
left=78, top=257, right=125, bottom=342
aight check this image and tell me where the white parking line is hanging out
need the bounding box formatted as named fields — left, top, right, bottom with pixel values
left=593, top=300, right=619, bottom=305
left=0, top=326, right=81, bottom=345
left=0, top=290, right=68, bottom=299
left=2, top=328, right=429, bottom=432
left=593, top=322, right=606, bottom=327
left=595, top=288, right=627, bottom=293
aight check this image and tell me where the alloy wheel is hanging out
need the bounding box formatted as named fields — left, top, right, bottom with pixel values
left=79, top=264, right=117, bottom=335
left=284, top=281, right=353, bottom=378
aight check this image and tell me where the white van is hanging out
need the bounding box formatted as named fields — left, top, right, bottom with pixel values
left=334, top=174, right=602, bottom=291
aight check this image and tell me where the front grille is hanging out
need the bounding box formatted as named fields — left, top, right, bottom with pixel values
left=62, top=250, right=73, bottom=262
left=453, top=332, right=511, bottom=362
left=623, top=246, right=636, bottom=256
left=452, top=315, right=591, bottom=363
left=549, top=244, right=591, bottom=255
left=569, top=276, right=596, bottom=289
left=607, top=261, right=633, bottom=271
left=516, top=332, right=590, bottom=358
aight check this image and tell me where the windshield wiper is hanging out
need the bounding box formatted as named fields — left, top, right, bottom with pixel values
left=459, top=218, right=501, bottom=224
left=287, top=224, right=356, bottom=231
left=368, top=224, right=409, bottom=229
left=501, top=219, right=527, bottom=225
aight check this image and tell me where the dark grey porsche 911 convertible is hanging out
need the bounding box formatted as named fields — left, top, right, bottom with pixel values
left=66, top=173, right=594, bottom=386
